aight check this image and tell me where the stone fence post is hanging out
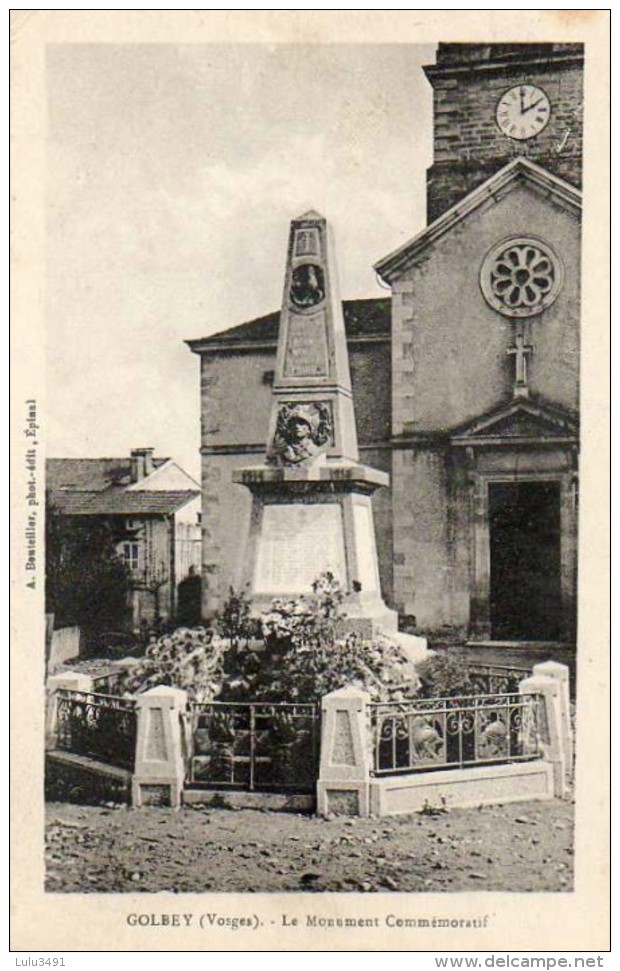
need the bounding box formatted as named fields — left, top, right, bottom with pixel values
left=317, top=685, right=371, bottom=817
left=131, top=686, right=188, bottom=809
left=519, top=661, right=572, bottom=799
left=45, top=671, right=94, bottom=750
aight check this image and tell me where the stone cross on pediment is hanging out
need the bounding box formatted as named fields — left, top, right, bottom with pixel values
left=507, top=329, right=533, bottom=398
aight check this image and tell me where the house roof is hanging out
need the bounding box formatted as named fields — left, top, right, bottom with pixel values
left=374, top=158, right=582, bottom=284
left=46, top=457, right=169, bottom=493
left=49, top=489, right=199, bottom=517
left=46, top=457, right=199, bottom=517
left=186, top=297, right=391, bottom=352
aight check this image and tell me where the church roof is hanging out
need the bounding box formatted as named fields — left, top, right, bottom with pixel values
left=46, top=457, right=200, bottom=517
left=186, top=297, right=391, bottom=352
left=374, top=157, right=582, bottom=284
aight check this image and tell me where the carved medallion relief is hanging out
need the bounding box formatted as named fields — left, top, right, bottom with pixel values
left=267, top=401, right=333, bottom=466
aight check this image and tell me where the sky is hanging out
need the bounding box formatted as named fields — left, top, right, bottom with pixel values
left=46, top=44, right=435, bottom=477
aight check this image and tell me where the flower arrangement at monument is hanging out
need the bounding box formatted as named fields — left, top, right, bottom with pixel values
left=122, top=572, right=419, bottom=704
left=238, top=572, right=417, bottom=704
left=122, top=625, right=227, bottom=702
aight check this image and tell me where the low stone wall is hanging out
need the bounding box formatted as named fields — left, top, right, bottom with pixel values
left=182, top=789, right=314, bottom=813
left=317, top=662, right=572, bottom=818
left=46, top=672, right=186, bottom=809
left=46, top=661, right=572, bottom=816
left=369, top=761, right=554, bottom=816
left=45, top=751, right=132, bottom=805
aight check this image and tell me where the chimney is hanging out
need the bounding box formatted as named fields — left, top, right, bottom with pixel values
left=130, top=447, right=154, bottom=483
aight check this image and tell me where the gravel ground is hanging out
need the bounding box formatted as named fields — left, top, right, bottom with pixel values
left=45, top=798, right=573, bottom=894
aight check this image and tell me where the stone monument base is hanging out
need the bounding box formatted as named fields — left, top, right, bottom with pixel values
left=233, top=463, right=396, bottom=634
left=337, top=598, right=399, bottom=638
left=388, top=629, right=430, bottom=664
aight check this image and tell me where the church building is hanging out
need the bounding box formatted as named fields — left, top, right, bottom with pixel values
left=187, top=43, right=583, bottom=646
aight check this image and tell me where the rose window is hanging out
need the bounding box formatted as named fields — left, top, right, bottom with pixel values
left=480, top=237, right=563, bottom=318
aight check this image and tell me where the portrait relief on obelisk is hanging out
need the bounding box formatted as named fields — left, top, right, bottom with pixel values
left=267, top=401, right=333, bottom=466
left=290, top=263, right=325, bottom=309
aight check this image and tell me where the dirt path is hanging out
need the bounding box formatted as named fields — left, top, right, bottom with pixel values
left=45, top=798, right=573, bottom=894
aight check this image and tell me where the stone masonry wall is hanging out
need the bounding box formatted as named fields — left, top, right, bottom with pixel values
left=390, top=180, right=580, bottom=631
left=427, top=62, right=583, bottom=221
left=391, top=181, right=580, bottom=439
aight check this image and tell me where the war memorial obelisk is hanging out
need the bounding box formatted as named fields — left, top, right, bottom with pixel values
left=233, top=211, right=397, bottom=634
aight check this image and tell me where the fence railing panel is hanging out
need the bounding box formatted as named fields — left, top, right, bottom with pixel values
left=463, top=662, right=531, bottom=696
left=186, top=701, right=321, bottom=793
left=370, top=692, right=542, bottom=776
left=55, top=689, right=138, bottom=771
left=91, top=671, right=125, bottom=695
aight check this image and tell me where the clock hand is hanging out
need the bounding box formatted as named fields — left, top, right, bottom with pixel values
left=523, top=97, right=545, bottom=114
left=519, top=87, right=526, bottom=113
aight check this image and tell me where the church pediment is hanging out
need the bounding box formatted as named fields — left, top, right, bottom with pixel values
left=375, top=158, right=581, bottom=284
left=450, top=398, right=578, bottom=446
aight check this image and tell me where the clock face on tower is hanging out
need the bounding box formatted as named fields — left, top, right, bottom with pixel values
left=496, top=84, right=551, bottom=141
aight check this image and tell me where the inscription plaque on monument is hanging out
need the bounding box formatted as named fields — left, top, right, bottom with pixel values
left=254, top=503, right=346, bottom=593
left=283, top=312, right=329, bottom=377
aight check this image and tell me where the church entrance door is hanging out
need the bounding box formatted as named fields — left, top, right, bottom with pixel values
left=488, top=481, right=562, bottom=641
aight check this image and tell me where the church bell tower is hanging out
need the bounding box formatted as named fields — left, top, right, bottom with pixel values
left=424, top=43, right=584, bottom=221
left=375, top=41, right=582, bottom=644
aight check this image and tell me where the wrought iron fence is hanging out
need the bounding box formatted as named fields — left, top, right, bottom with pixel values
left=186, top=701, right=321, bottom=793
left=55, top=689, right=138, bottom=771
left=91, top=671, right=125, bottom=695
left=465, top=663, right=531, bottom=696
left=370, top=692, right=543, bottom=776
